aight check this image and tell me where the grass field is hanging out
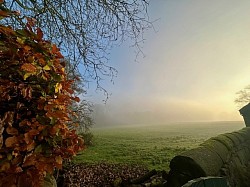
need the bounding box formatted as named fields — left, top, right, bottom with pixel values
left=74, top=121, right=244, bottom=171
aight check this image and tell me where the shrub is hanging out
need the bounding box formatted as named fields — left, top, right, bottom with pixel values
left=0, top=7, right=83, bottom=186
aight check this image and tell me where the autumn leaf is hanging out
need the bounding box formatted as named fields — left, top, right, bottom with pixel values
left=0, top=10, right=9, bottom=18
left=51, top=44, right=58, bottom=54
left=21, top=63, right=37, bottom=72
left=55, top=155, right=62, bottom=165
left=17, top=37, right=25, bottom=44
left=36, top=28, right=43, bottom=41
left=12, top=156, right=22, bottom=165
left=24, top=133, right=31, bottom=144
left=21, top=87, right=32, bottom=99
left=26, top=17, right=36, bottom=27
left=14, top=166, right=23, bottom=173
left=43, top=65, right=50, bottom=71
left=55, top=83, right=62, bottom=93
left=27, top=141, right=36, bottom=151
left=0, top=161, right=10, bottom=172
left=23, top=73, right=32, bottom=80
left=73, top=97, right=80, bottom=102
left=5, top=136, right=18, bottom=147
left=19, top=119, right=31, bottom=127
left=6, top=127, right=18, bottom=135
left=29, top=129, right=39, bottom=136
left=2, top=111, right=14, bottom=126
left=22, top=154, right=36, bottom=167
left=24, top=45, right=31, bottom=51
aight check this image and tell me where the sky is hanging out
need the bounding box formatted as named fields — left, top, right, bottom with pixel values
left=89, top=0, right=250, bottom=126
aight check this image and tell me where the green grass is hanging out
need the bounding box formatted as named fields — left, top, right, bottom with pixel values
left=74, top=121, right=244, bottom=171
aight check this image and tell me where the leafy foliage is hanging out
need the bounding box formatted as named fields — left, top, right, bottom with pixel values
left=0, top=6, right=83, bottom=187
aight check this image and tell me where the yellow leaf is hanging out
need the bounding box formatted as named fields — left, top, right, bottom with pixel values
left=17, top=37, right=24, bottom=44
left=41, top=74, right=48, bottom=80
left=23, top=73, right=32, bottom=80
left=55, top=83, right=62, bottom=93
left=43, top=65, right=50, bottom=71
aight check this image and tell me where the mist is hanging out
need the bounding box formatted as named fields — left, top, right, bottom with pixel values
left=92, top=100, right=242, bottom=127
left=89, top=0, right=250, bottom=127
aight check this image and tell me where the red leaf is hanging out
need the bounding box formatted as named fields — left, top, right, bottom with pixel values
left=36, top=28, right=43, bottom=41
left=51, top=44, right=58, bottom=54
left=73, top=97, right=80, bottom=102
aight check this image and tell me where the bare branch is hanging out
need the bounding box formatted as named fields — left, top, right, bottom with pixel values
left=1, top=0, right=152, bottom=98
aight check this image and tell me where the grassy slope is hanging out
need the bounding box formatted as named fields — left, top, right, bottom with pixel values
left=74, top=121, right=244, bottom=171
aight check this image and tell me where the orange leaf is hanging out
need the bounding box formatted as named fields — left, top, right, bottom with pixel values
left=19, top=119, right=31, bottom=127
left=24, top=45, right=31, bottom=51
left=22, top=154, right=36, bottom=167
left=55, top=155, right=62, bottom=165
left=21, top=63, right=37, bottom=72
left=5, top=136, right=18, bottom=147
left=24, top=133, right=31, bottom=144
left=26, top=141, right=35, bottom=151
left=29, top=129, right=39, bottom=136
left=0, top=10, right=9, bottom=17
left=6, top=127, right=18, bottom=135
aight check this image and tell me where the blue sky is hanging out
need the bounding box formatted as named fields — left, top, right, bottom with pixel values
left=89, top=0, right=250, bottom=125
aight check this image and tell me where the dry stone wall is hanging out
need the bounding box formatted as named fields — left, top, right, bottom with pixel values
left=167, top=127, right=250, bottom=187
